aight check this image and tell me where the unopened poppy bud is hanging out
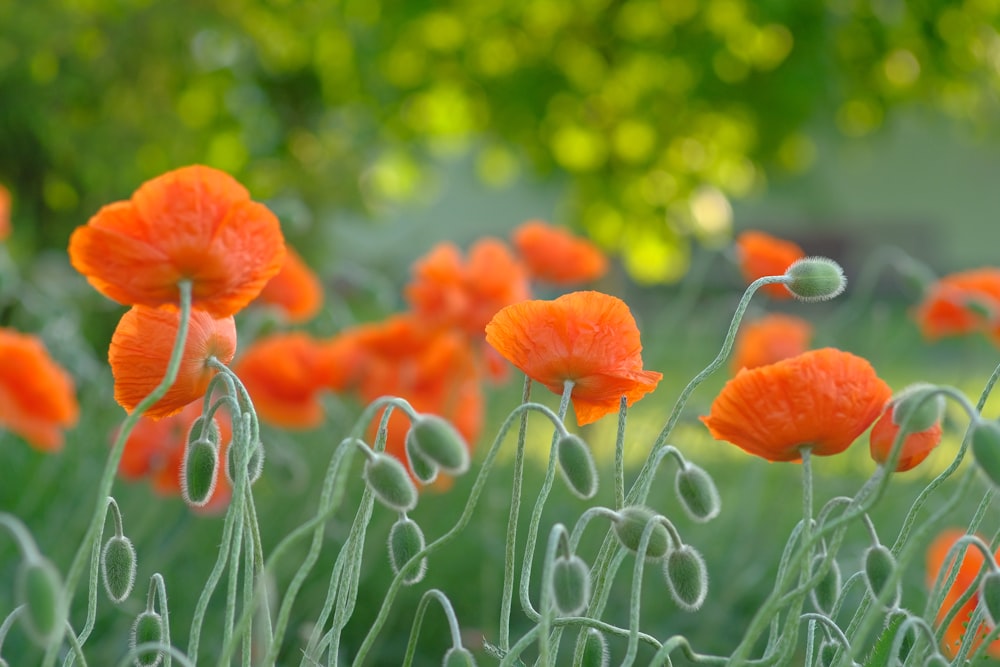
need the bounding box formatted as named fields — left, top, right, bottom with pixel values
left=783, top=257, right=846, bottom=302
left=980, top=570, right=1000, bottom=627
left=817, top=641, right=837, bottom=667
left=580, top=628, right=610, bottom=667
left=663, top=544, right=708, bottom=611
left=612, top=506, right=670, bottom=559
left=102, top=535, right=137, bottom=604
left=550, top=554, right=591, bottom=616
left=675, top=464, right=721, bottom=522
left=181, top=438, right=219, bottom=507
left=442, top=647, right=477, bottom=667
left=972, top=420, right=1000, bottom=488
left=188, top=414, right=221, bottom=447
left=891, top=383, right=944, bottom=433
left=226, top=440, right=265, bottom=486
left=16, top=558, right=67, bottom=647
left=406, top=436, right=439, bottom=485
left=556, top=434, right=598, bottom=500
left=130, top=610, right=165, bottom=667
left=406, top=415, right=469, bottom=475
left=388, top=517, right=427, bottom=585
left=364, top=453, right=418, bottom=512
left=808, top=555, right=841, bottom=615
left=863, top=544, right=900, bottom=608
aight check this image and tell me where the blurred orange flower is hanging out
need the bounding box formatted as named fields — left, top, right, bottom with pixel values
left=234, top=332, right=329, bottom=429
left=254, top=245, right=324, bottom=323
left=68, top=165, right=285, bottom=317
left=512, top=220, right=608, bottom=286
left=0, top=328, right=79, bottom=451
left=701, top=348, right=891, bottom=462
left=735, top=231, right=806, bottom=299
left=926, top=529, right=1000, bottom=659
left=731, top=314, right=813, bottom=371
left=0, top=183, right=11, bottom=241
left=868, top=404, right=943, bottom=472
left=914, top=268, right=1000, bottom=342
left=485, top=291, right=662, bottom=426
left=110, top=306, right=237, bottom=419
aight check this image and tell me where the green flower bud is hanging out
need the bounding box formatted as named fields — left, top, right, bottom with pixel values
left=863, top=544, right=900, bottom=608
left=16, top=558, right=67, bottom=648
left=972, top=420, right=1000, bottom=488
left=388, top=517, right=427, bottom=585
left=130, top=610, right=165, bottom=667
left=674, top=464, right=721, bottom=522
left=783, top=257, right=846, bottom=302
left=188, top=415, right=221, bottom=447
left=442, top=646, right=477, bottom=667
left=890, top=383, right=944, bottom=433
left=612, top=506, right=670, bottom=560
left=406, top=415, right=470, bottom=475
left=808, top=555, right=841, bottom=615
left=225, top=439, right=265, bottom=487
left=364, top=453, right=418, bottom=512
left=550, top=554, right=591, bottom=616
left=580, top=628, right=610, bottom=667
left=980, top=570, right=1000, bottom=627
left=181, top=438, right=219, bottom=507
left=817, top=641, right=837, bottom=667
left=102, top=535, right=137, bottom=604
left=556, top=434, right=598, bottom=500
left=406, top=433, right=440, bottom=485
left=663, top=544, right=708, bottom=611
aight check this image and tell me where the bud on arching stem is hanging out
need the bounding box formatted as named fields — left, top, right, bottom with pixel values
left=556, top=434, right=599, bottom=500
left=363, top=451, right=418, bottom=512
left=663, top=544, right=709, bottom=611
left=388, top=516, right=428, bottom=585
left=783, top=257, right=846, bottom=302
left=550, top=553, right=591, bottom=616
left=406, top=415, right=470, bottom=475
left=674, top=463, right=721, bottom=522
left=612, top=506, right=671, bottom=560
left=972, top=419, right=1000, bottom=488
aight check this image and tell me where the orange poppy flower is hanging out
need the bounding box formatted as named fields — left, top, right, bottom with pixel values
left=405, top=238, right=531, bottom=338
left=0, top=183, right=11, bottom=241
left=914, top=268, right=1000, bottom=341
left=253, top=245, right=324, bottom=323
left=109, top=305, right=237, bottom=420
left=731, top=314, right=813, bottom=371
left=68, top=165, right=286, bottom=317
left=926, top=529, right=1000, bottom=659
left=234, top=332, right=329, bottom=429
left=0, top=328, right=79, bottom=451
left=485, top=291, right=663, bottom=426
left=701, top=348, right=891, bottom=462
left=735, top=230, right=806, bottom=299
left=868, top=404, right=943, bottom=472
left=511, top=220, right=608, bottom=286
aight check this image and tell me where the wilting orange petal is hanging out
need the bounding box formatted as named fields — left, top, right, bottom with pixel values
left=868, top=405, right=943, bottom=472
left=731, top=314, right=813, bottom=371
left=735, top=231, right=806, bottom=299
left=512, top=220, right=608, bottom=286
left=254, top=245, right=324, bottom=323
left=234, top=332, right=327, bottom=429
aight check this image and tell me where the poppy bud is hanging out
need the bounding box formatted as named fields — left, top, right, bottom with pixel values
left=972, top=420, right=1000, bottom=488
left=580, top=628, right=610, bottom=667
left=130, top=610, right=165, bottom=667
left=442, top=647, right=477, bottom=667
left=817, top=641, right=837, bottom=667
left=181, top=438, right=219, bottom=507
left=364, top=453, right=418, bottom=512
left=808, top=555, right=841, bottom=615
left=406, top=415, right=470, bottom=475
left=663, top=544, right=708, bottom=611
left=612, top=506, right=670, bottom=560
left=406, top=436, right=439, bottom=485
left=783, top=257, right=846, bottom=302
left=674, top=464, right=721, bottom=522
left=980, top=570, right=1000, bottom=627
left=102, top=535, right=137, bottom=604
left=557, top=434, right=598, bottom=500
left=550, top=554, right=591, bottom=616
left=226, top=439, right=265, bottom=486
left=890, top=383, right=944, bottom=433
left=188, top=414, right=221, bottom=448
left=863, top=544, right=900, bottom=608
left=388, top=517, right=427, bottom=585
left=16, top=558, right=67, bottom=647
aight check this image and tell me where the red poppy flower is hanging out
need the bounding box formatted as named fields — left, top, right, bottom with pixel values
left=68, top=165, right=286, bottom=317
left=868, top=404, right=943, bottom=472
left=926, top=529, right=1000, bottom=659
left=485, top=291, right=662, bottom=426
left=109, top=306, right=237, bottom=419
left=731, top=314, right=813, bottom=371
left=914, top=268, right=1000, bottom=341
left=701, top=348, right=891, bottom=462
left=735, top=231, right=806, bottom=299
left=0, top=183, right=11, bottom=241
left=253, top=245, right=324, bottom=323
left=234, top=332, right=329, bottom=429
left=0, top=328, right=79, bottom=451
left=511, top=220, right=608, bottom=286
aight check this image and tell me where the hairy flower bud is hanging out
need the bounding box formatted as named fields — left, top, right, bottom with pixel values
left=972, top=420, right=1000, bottom=488
left=406, top=436, right=439, bottom=485
left=890, top=383, right=944, bottom=433
left=102, top=535, right=137, bottom=604
left=364, top=453, right=418, bottom=512
left=612, top=506, right=670, bottom=559
left=130, top=610, right=165, bottom=667
left=442, top=647, right=477, bottom=667
left=556, top=434, right=598, bottom=500
left=580, top=628, right=610, bottom=667
left=406, top=415, right=469, bottom=475
left=863, top=544, right=900, bottom=608
left=663, top=544, right=708, bottom=611
left=783, top=257, right=846, bottom=302
left=188, top=414, right=221, bottom=448
left=16, top=558, right=67, bottom=648
left=809, top=555, right=841, bottom=615
left=675, top=464, right=721, bottom=522
left=388, top=517, right=427, bottom=585
left=181, top=438, right=219, bottom=507
left=550, top=554, right=591, bottom=616
left=226, top=439, right=264, bottom=486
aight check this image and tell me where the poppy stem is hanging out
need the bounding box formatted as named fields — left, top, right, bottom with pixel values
left=499, top=376, right=532, bottom=652
left=615, top=396, right=627, bottom=510
left=401, top=589, right=465, bottom=666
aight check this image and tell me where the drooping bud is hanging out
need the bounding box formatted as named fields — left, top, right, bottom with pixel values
left=181, top=438, right=219, bottom=507
left=783, top=257, right=846, bottom=302
left=817, top=641, right=837, bottom=667
left=16, top=558, right=67, bottom=648
left=808, top=554, right=841, bottom=615
left=442, top=646, right=477, bottom=667
left=102, top=535, right=138, bottom=604
left=364, top=453, right=418, bottom=512
left=188, top=414, right=221, bottom=448
left=979, top=570, right=1000, bottom=627
left=406, top=415, right=470, bottom=475
left=130, top=610, right=165, bottom=667
left=388, top=517, right=427, bottom=585
left=663, top=544, right=708, bottom=611
left=674, top=464, right=721, bottom=522
left=612, top=506, right=670, bottom=560
left=890, top=383, right=945, bottom=433
left=550, top=554, right=591, bottom=616
left=580, top=628, right=610, bottom=667
left=226, top=439, right=265, bottom=486
left=972, top=420, right=1000, bottom=488
left=405, top=436, right=439, bottom=485
left=863, top=544, right=900, bottom=608
left=556, top=434, right=598, bottom=500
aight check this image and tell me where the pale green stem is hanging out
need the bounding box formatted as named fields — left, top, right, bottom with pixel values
left=614, top=396, right=627, bottom=510
left=401, top=590, right=466, bottom=667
